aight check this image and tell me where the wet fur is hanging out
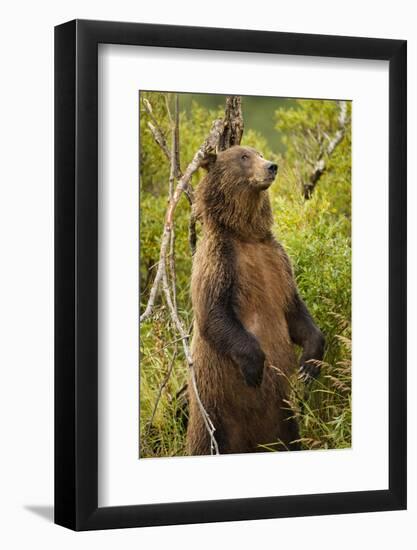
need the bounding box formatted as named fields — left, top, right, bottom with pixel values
left=187, top=146, right=324, bottom=455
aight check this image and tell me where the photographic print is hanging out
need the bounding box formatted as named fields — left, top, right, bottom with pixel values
left=139, top=92, right=352, bottom=458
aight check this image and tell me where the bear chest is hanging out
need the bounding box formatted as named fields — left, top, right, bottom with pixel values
left=233, top=240, right=293, bottom=336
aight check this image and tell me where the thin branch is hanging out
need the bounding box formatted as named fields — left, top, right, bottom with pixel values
left=167, top=95, right=179, bottom=203
left=164, top=94, right=173, bottom=125
left=147, top=121, right=171, bottom=162
left=167, top=99, right=179, bottom=309
left=175, top=382, right=188, bottom=400
left=182, top=183, right=194, bottom=205
left=190, top=367, right=219, bottom=455
left=173, top=94, right=181, bottom=174
left=327, top=100, right=348, bottom=156
left=141, top=334, right=190, bottom=361
left=169, top=227, right=177, bottom=310
left=140, top=264, right=164, bottom=323
left=147, top=346, right=178, bottom=431
left=302, top=100, right=348, bottom=199
left=142, top=97, right=171, bottom=161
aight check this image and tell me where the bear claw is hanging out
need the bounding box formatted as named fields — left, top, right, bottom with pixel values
left=298, top=363, right=320, bottom=384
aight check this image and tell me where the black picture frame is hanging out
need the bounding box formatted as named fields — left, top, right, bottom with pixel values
left=55, top=19, right=407, bottom=531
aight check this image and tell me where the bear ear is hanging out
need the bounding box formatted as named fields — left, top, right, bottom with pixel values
left=200, top=152, right=217, bottom=172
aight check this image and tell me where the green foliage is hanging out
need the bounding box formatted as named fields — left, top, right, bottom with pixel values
left=139, top=93, right=351, bottom=457
left=275, top=99, right=352, bottom=215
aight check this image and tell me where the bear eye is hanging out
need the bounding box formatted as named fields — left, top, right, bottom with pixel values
left=241, top=154, right=249, bottom=160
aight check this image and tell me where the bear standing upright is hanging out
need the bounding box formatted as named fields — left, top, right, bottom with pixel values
left=187, top=145, right=325, bottom=455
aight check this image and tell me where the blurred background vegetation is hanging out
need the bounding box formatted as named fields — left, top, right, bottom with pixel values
left=139, top=92, right=352, bottom=458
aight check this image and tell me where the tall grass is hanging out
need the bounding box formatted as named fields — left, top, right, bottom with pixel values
left=140, top=315, right=351, bottom=457
left=284, top=312, right=351, bottom=451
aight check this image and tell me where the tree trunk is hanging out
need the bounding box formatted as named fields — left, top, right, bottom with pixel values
left=218, top=96, right=244, bottom=151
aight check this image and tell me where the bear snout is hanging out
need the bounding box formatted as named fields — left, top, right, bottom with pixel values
left=267, top=162, right=278, bottom=176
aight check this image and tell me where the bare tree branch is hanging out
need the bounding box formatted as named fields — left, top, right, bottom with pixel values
left=146, top=346, right=178, bottom=431
left=190, top=367, right=219, bottom=455
left=173, top=94, right=181, bottom=174
left=167, top=98, right=179, bottom=309
left=140, top=264, right=164, bottom=323
left=142, top=98, right=171, bottom=162
left=142, top=335, right=190, bottom=361
left=169, top=227, right=177, bottom=310
left=146, top=121, right=171, bottom=162
left=327, top=101, right=348, bottom=156
left=302, top=100, right=348, bottom=199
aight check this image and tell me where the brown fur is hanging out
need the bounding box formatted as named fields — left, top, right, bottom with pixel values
left=187, top=146, right=323, bottom=455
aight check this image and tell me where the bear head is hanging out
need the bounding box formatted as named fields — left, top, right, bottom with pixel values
left=201, top=146, right=278, bottom=191
left=195, top=146, right=278, bottom=240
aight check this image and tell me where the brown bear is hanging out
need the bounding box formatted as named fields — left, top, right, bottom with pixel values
left=186, top=145, right=325, bottom=455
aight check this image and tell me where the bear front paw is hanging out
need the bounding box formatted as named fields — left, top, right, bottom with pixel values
left=231, top=338, right=266, bottom=388
left=239, top=351, right=265, bottom=388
